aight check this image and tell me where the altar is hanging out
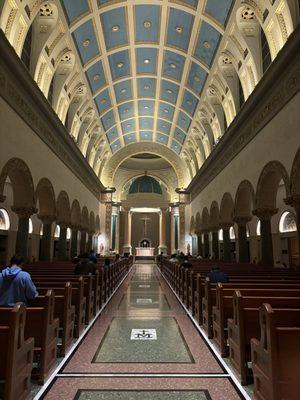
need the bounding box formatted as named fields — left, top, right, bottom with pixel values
left=135, top=247, right=155, bottom=257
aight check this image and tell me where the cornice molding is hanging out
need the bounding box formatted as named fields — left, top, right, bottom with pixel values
left=0, top=30, right=104, bottom=199
left=187, top=25, right=300, bottom=200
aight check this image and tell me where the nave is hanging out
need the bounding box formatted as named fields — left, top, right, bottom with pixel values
left=37, top=263, right=248, bottom=400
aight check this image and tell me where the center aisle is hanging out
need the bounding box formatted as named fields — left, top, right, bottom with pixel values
left=39, top=263, right=248, bottom=399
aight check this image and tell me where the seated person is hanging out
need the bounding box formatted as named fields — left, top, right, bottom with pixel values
left=74, top=253, right=96, bottom=275
left=115, top=253, right=120, bottom=261
left=169, top=254, right=178, bottom=263
left=0, top=255, right=38, bottom=306
left=104, top=258, right=111, bottom=269
left=89, top=250, right=97, bottom=264
left=207, top=266, right=228, bottom=283
left=181, top=256, right=193, bottom=269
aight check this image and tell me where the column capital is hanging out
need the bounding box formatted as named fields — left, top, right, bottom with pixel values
left=11, top=206, right=37, bottom=218
left=219, top=222, right=233, bottom=230
left=233, top=216, right=252, bottom=226
left=252, top=208, right=278, bottom=220
left=38, top=214, right=55, bottom=224
left=56, top=220, right=69, bottom=229
left=284, top=195, right=300, bottom=211
left=70, top=224, right=80, bottom=230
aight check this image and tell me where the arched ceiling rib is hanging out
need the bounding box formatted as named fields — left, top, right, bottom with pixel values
left=59, top=0, right=234, bottom=155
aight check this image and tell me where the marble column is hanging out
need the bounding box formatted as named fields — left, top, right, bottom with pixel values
left=12, top=206, right=37, bottom=260
left=71, top=226, right=79, bottom=258
left=221, top=225, right=231, bottom=262
left=87, top=232, right=94, bottom=251
left=197, top=233, right=203, bottom=257
left=211, top=229, right=219, bottom=259
left=80, top=230, right=87, bottom=254
left=284, top=195, right=300, bottom=257
left=39, top=215, right=54, bottom=261
left=58, top=223, right=68, bottom=260
left=203, top=231, right=209, bottom=258
left=179, top=204, right=186, bottom=252
left=159, top=208, right=168, bottom=254
left=123, top=208, right=132, bottom=254
left=253, top=208, right=277, bottom=267
left=234, top=217, right=251, bottom=263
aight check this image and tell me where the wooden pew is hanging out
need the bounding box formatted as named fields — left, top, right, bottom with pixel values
left=37, top=283, right=75, bottom=356
left=213, top=284, right=300, bottom=356
left=227, top=291, right=300, bottom=385
left=26, top=290, right=59, bottom=384
left=251, top=304, right=300, bottom=400
left=0, top=303, right=34, bottom=400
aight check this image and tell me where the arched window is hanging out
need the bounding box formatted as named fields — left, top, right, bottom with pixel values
left=261, top=28, right=272, bottom=73
left=21, top=25, right=33, bottom=70
left=54, top=225, right=60, bottom=238
left=279, top=211, right=297, bottom=233
left=40, top=224, right=43, bottom=236
left=256, top=220, right=261, bottom=236
left=229, top=226, right=236, bottom=240
left=29, top=218, right=33, bottom=234
left=218, top=229, right=223, bottom=241
left=0, top=209, right=10, bottom=230
left=67, top=228, right=71, bottom=240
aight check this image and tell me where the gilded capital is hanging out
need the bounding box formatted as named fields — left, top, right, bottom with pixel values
left=252, top=208, right=278, bottom=220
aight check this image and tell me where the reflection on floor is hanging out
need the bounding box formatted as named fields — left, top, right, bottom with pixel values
left=38, top=263, right=248, bottom=400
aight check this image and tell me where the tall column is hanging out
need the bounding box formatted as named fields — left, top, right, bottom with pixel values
left=105, top=203, right=113, bottom=252
left=71, top=226, right=79, bottom=258
left=123, top=208, right=132, bottom=254
left=179, top=204, right=186, bottom=252
left=87, top=232, right=94, bottom=251
left=58, top=222, right=68, bottom=260
left=203, top=231, right=209, bottom=258
left=11, top=206, right=37, bottom=260
left=39, top=215, right=54, bottom=261
left=285, top=195, right=300, bottom=257
left=159, top=208, right=168, bottom=254
left=197, top=233, right=203, bottom=257
left=211, top=229, right=219, bottom=259
left=234, top=217, right=251, bottom=263
left=221, top=224, right=232, bottom=262
left=80, top=230, right=87, bottom=254
left=253, top=208, right=277, bottom=267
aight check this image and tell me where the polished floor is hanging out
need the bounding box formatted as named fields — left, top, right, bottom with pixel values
left=37, top=263, right=248, bottom=400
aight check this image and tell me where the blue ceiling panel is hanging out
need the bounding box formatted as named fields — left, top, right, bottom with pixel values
left=171, top=140, right=182, bottom=154
left=160, top=79, right=179, bottom=105
left=177, top=111, right=191, bottom=132
left=121, top=119, right=135, bottom=134
left=124, top=133, right=137, bottom=144
left=72, top=20, right=100, bottom=65
left=166, top=8, right=194, bottom=52
left=140, top=131, right=153, bottom=141
left=162, top=50, right=185, bottom=82
left=194, top=21, right=221, bottom=67
left=61, top=0, right=90, bottom=24
left=101, top=7, right=128, bottom=50
left=187, top=62, right=207, bottom=95
left=181, top=90, right=199, bottom=116
left=156, top=133, right=169, bottom=145
left=114, top=80, right=132, bottom=103
left=111, top=139, right=122, bottom=153
left=158, top=102, right=175, bottom=122
left=139, top=117, right=154, bottom=129
left=174, top=0, right=198, bottom=9
left=95, top=89, right=112, bottom=114
left=156, top=119, right=171, bottom=135
left=136, top=48, right=158, bottom=75
left=86, top=60, right=106, bottom=94
left=205, top=0, right=233, bottom=25
left=101, top=109, right=116, bottom=130
left=174, top=127, right=186, bottom=144
left=98, top=0, right=116, bottom=6
left=137, top=78, right=156, bottom=98
left=135, top=5, right=160, bottom=43
left=106, top=126, right=119, bottom=143
left=118, top=101, right=134, bottom=120
left=138, top=100, right=155, bottom=116
left=109, top=50, right=130, bottom=81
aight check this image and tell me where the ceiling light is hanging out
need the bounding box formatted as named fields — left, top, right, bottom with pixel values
left=204, top=41, right=211, bottom=49
left=144, top=85, right=150, bottom=90
left=100, top=98, right=106, bottom=104
left=143, top=20, right=151, bottom=28
left=127, top=123, right=131, bottom=127
left=144, top=59, right=150, bottom=64
left=93, top=74, right=100, bottom=81
left=120, top=88, right=127, bottom=93
left=124, top=108, right=129, bottom=112
left=194, top=75, right=200, bottom=82
left=144, top=106, right=149, bottom=109
left=166, top=89, right=173, bottom=94
left=187, top=100, right=192, bottom=105
left=170, top=63, right=177, bottom=69
left=176, top=26, right=183, bottom=33
left=82, top=39, right=90, bottom=47
left=117, top=62, right=124, bottom=68
left=164, top=108, right=169, bottom=113
left=112, top=25, right=120, bottom=32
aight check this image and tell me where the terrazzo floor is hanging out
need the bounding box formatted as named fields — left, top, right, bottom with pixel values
left=37, top=263, right=249, bottom=400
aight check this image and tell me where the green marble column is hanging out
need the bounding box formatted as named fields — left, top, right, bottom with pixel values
left=197, top=234, right=203, bottom=257
left=253, top=209, right=277, bottom=267
left=284, top=196, right=300, bottom=260
left=203, top=232, right=209, bottom=258
left=235, top=217, right=251, bottom=263
left=71, top=227, right=78, bottom=257
left=58, top=223, right=68, bottom=260
left=12, top=207, right=36, bottom=260
left=80, top=230, right=87, bottom=254
left=39, top=216, right=54, bottom=261
left=222, top=226, right=231, bottom=262
left=211, top=230, right=219, bottom=259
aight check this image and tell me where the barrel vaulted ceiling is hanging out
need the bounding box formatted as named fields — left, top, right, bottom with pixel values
left=59, top=0, right=234, bottom=155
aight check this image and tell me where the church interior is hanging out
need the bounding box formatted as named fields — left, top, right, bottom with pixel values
left=0, top=0, right=300, bottom=399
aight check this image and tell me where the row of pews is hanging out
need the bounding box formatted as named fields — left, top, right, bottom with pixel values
left=160, top=259, right=300, bottom=400
left=0, top=257, right=132, bottom=400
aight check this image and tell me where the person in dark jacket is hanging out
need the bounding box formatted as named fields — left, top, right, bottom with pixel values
left=181, top=256, right=193, bottom=269
left=207, top=266, right=228, bottom=283
left=74, top=253, right=96, bottom=275
left=0, top=255, right=38, bottom=306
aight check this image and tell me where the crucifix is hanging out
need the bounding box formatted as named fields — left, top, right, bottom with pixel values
left=140, top=215, right=151, bottom=236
